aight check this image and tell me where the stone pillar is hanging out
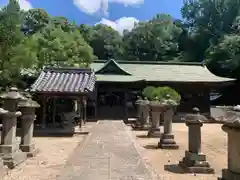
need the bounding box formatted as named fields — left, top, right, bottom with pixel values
left=18, top=93, right=40, bottom=157
left=132, top=98, right=143, bottom=129
left=0, top=87, right=27, bottom=169
left=141, top=104, right=150, bottom=130
left=218, top=111, right=240, bottom=180
left=147, top=109, right=161, bottom=138
left=136, top=103, right=143, bottom=126
left=158, top=107, right=179, bottom=149
left=179, top=107, right=214, bottom=174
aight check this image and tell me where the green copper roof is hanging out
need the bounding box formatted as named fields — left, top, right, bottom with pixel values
left=96, top=75, right=144, bottom=82
left=90, top=60, right=235, bottom=83
left=95, top=59, right=132, bottom=75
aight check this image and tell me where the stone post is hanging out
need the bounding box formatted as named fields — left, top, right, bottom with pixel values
left=141, top=105, right=150, bottom=129
left=18, top=93, right=40, bottom=157
left=218, top=111, right=240, bottom=180
left=158, top=107, right=179, bottom=149
left=132, top=97, right=143, bottom=129
left=140, top=97, right=150, bottom=130
left=179, top=107, right=214, bottom=174
left=0, top=87, right=27, bottom=169
left=147, top=101, right=163, bottom=138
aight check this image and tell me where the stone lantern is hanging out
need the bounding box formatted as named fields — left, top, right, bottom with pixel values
left=0, top=87, right=27, bottom=168
left=158, top=106, right=179, bottom=149
left=147, top=98, right=166, bottom=137
left=18, top=92, right=40, bottom=157
left=179, top=107, right=214, bottom=173
left=218, top=111, right=240, bottom=180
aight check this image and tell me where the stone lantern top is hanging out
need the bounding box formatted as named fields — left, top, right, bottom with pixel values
left=223, top=111, right=240, bottom=129
left=18, top=92, right=40, bottom=108
left=0, top=87, right=27, bottom=100
left=184, top=107, right=207, bottom=124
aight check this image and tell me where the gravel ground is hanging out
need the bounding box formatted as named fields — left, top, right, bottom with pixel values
left=3, top=134, right=85, bottom=180
left=131, top=123, right=227, bottom=180
left=1, top=122, right=228, bottom=180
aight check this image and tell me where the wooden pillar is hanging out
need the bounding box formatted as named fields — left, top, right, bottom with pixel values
left=52, top=97, right=56, bottom=127
left=82, top=96, right=87, bottom=124
left=95, top=84, right=98, bottom=117
left=76, top=98, right=82, bottom=128
left=124, top=91, right=128, bottom=123
left=205, top=88, right=211, bottom=117
left=41, top=96, right=47, bottom=128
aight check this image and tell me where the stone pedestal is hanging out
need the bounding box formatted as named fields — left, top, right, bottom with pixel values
left=20, top=115, right=37, bottom=157
left=147, top=111, right=161, bottom=138
left=132, top=99, right=144, bottom=130
left=179, top=107, right=214, bottom=174
left=218, top=114, right=240, bottom=180
left=18, top=93, right=40, bottom=157
left=141, top=104, right=150, bottom=130
left=0, top=87, right=27, bottom=169
left=158, top=108, right=179, bottom=149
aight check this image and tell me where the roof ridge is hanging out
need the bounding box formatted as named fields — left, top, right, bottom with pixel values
left=43, top=67, right=93, bottom=73
left=95, top=59, right=132, bottom=75
left=94, top=60, right=204, bottom=66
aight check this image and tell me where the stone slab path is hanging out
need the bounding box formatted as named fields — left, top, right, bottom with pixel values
left=58, top=120, right=161, bottom=180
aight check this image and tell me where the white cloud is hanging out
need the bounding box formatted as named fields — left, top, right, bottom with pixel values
left=98, top=17, right=139, bottom=34
left=73, top=0, right=143, bottom=16
left=17, top=0, right=32, bottom=11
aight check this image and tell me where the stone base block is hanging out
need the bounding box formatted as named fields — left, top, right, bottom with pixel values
left=179, top=151, right=214, bottom=174
left=0, top=144, right=18, bottom=154
left=132, top=124, right=151, bottom=131
left=158, top=134, right=179, bottom=149
left=131, top=123, right=142, bottom=129
left=218, top=169, right=240, bottom=180
left=147, top=128, right=161, bottom=138
left=140, top=124, right=151, bottom=130
left=1, top=151, right=27, bottom=169
left=20, top=144, right=39, bottom=158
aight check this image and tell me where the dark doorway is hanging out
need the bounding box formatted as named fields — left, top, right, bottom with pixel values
left=98, top=91, right=125, bottom=119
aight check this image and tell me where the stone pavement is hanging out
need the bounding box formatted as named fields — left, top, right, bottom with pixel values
left=58, top=120, right=161, bottom=180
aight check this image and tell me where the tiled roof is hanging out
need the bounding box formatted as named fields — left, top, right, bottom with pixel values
left=91, top=60, right=235, bottom=83
left=31, top=67, right=96, bottom=93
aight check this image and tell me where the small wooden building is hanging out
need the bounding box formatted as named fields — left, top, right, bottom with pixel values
left=30, top=67, right=96, bottom=128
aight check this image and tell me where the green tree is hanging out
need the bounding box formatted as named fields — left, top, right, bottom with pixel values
left=51, top=16, right=76, bottom=32
left=0, top=0, right=30, bottom=87
left=34, top=24, right=95, bottom=69
left=123, top=14, right=182, bottom=61
left=88, top=24, right=124, bottom=60
left=181, top=0, right=240, bottom=62
left=78, top=24, right=94, bottom=44
left=207, top=34, right=240, bottom=79
left=22, top=8, right=50, bottom=34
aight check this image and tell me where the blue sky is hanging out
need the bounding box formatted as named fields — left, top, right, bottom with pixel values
left=1, top=0, right=184, bottom=33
